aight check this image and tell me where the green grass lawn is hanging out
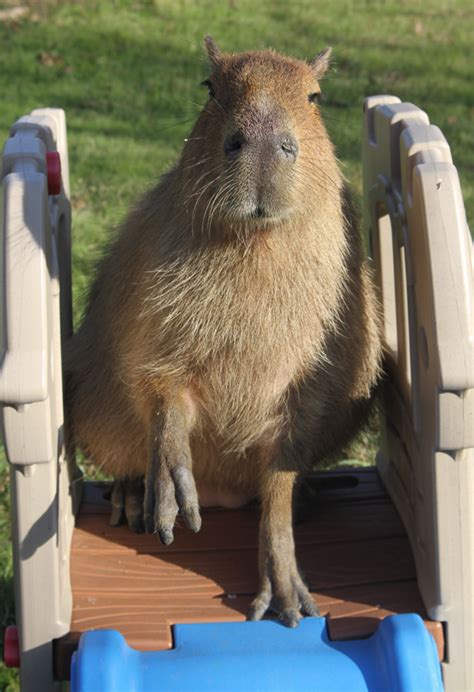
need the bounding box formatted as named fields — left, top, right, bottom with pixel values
left=0, top=0, right=472, bottom=688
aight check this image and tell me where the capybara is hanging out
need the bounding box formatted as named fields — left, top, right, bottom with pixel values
left=66, top=37, right=382, bottom=626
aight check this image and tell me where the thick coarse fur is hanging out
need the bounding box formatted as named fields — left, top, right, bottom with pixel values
left=65, top=38, right=382, bottom=626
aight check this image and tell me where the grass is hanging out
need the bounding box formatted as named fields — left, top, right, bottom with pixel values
left=0, top=454, right=16, bottom=691
left=0, top=1, right=472, bottom=688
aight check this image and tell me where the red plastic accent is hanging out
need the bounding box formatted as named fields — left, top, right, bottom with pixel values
left=46, top=151, right=61, bottom=195
left=3, top=625, right=20, bottom=668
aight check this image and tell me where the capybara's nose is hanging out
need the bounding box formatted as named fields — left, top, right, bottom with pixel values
left=276, top=133, right=298, bottom=162
left=224, top=131, right=299, bottom=163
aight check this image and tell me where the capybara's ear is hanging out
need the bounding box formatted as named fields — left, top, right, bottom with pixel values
left=309, top=47, right=332, bottom=80
left=204, top=35, right=222, bottom=67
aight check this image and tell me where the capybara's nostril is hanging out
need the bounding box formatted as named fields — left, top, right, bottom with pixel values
left=224, top=132, right=244, bottom=159
left=278, top=134, right=298, bottom=162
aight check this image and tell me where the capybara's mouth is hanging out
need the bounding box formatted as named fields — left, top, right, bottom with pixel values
left=224, top=197, right=295, bottom=225
left=233, top=207, right=281, bottom=224
left=251, top=205, right=269, bottom=219
left=245, top=202, right=294, bottom=224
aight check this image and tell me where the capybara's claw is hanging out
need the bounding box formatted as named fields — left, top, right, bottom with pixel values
left=279, top=609, right=301, bottom=628
left=158, top=526, right=174, bottom=545
left=248, top=567, right=319, bottom=626
left=144, top=458, right=178, bottom=539
left=171, top=465, right=201, bottom=532
left=182, top=505, right=201, bottom=533
left=144, top=451, right=201, bottom=541
left=248, top=576, right=272, bottom=621
left=299, top=590, right=320, bottom=617
left=248, top=596, right=270, bottom=622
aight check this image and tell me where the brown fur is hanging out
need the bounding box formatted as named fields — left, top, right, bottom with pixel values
left=66, top=39, right=382, bottom=624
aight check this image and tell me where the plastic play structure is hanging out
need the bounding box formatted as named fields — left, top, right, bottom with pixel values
left=1, top=99, right=472, bottom=691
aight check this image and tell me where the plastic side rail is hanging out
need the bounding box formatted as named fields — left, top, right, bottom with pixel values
left=362, top=95, right=473, bottom=692
left=0, top=109, right=76, bottom=692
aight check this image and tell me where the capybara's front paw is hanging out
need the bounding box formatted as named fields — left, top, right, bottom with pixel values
left=248, top=562, right=319, bottom=627
left=143, top=451, right=201, bottom=544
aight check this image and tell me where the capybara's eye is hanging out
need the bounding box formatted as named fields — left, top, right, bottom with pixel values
left=201, top=79, right=216, bottom=98
left=308, top=92, right=321, bottom=104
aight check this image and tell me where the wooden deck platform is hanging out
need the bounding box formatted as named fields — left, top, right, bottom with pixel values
left=54, top=468, right=444, bottom=680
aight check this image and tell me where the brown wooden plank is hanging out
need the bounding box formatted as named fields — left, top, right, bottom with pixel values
left=71, top=548, right=257, bottom=595
left=67, top=590, right=347, bottom=639
left=71, top=536, right=416, bottom=595
left=67, top=580, right=430, bottom=640
left=72, top=498, right=404, bottom=555
left=319, top=579, right=429, bottom=613
left=302, top=538, right=416, bottom=589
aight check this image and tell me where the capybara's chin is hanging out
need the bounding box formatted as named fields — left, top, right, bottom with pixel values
left=217, top=174, right=301, bottom=227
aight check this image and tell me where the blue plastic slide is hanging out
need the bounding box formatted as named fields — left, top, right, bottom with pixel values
left=71, top=614, right=443, bottom=691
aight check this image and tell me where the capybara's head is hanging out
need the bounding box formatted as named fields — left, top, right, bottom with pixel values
left=180, top=37, right=337, bottom=237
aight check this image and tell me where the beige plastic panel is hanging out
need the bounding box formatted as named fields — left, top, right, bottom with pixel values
left=0, top=109, right=79, bottom=691
left=363, top=95, right=474, bottom=692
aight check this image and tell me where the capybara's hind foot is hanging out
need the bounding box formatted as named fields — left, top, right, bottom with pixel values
left=248, top=567, right=320, bottom=627
left=110, top=477, right=145, bottom=533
